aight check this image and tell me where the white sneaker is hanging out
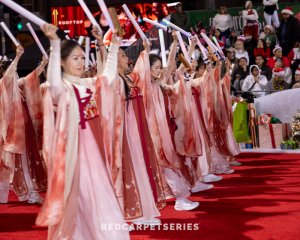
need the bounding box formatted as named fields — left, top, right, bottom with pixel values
left=230, top=161, right=242, bottom=166
left=222, top=169, right=235, bottom=174
left=174, top=198, right=200, bottom=211
left=191, top=181, right=214, bottom=193
left=132, top=218, right=161, bottom=226
left=202, top=174, right=223, bottom=183
left=28, top=192, right=43, bottom=204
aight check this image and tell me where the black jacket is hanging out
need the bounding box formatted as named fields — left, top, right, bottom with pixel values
left=170, top=12, right=190, bottom=32
left=277, top=16, right=300, bottom=53
left=260, top=65, right=273, bottom=81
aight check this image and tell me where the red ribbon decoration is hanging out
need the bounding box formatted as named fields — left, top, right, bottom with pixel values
left=285, top=123, right=288, bottom=139
left=269, top=124, right=276, bottom=149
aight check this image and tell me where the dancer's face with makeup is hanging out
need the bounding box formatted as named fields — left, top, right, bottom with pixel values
left=62, top=46, right=85, bottom=77
left=150, top=59, right=162, bottom=80
left=118, top=49, right=129, bottom=72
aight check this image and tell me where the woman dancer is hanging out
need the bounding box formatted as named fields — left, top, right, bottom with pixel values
left=112, top=43, right=164, bottom=226
left=148, top=53, right=200, bottom=210
left=37, top=24, right=129, bottom=240
left=0, top=46, right=47, bottom=204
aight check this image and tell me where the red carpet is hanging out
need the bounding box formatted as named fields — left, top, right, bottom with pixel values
left=1, top=153, right=300, bottom=240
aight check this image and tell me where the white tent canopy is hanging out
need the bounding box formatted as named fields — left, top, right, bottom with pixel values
left=255, top=88, right=300, bottom=123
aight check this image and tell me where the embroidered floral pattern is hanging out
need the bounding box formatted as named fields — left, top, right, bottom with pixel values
left=73, top=85, right=99, bottom=129
left=127, top=86, right=143, bottom=98
left=83, top=97, right=99, bottom=120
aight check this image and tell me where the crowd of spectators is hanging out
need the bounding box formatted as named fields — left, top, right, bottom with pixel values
left=171, top=1, right=300, bottom=99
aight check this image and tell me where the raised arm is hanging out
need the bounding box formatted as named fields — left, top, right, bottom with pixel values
left=91, top=25, right=107, bottom=75
left=101, top=32, right=121, bottom=85
left=177, top=36, right=197, bottom=73
left=187, top=36, right=197, bottom=59
left=159, top=67, right=176, bottom=95
left=2, top=45, right=24, bottom=85
left=36, top=56, right=49, bottom=77
left=129, top=39, right=151, bottom=90
left=41, top=24, right=64, bottom=103
left=166, top=32, right=178, bottom=80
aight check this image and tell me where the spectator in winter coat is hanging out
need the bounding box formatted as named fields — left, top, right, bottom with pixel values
left=255, top=55, right=273, bottom=81
left=242, top=65, right=268, bottom=97
left=254, top=39, right=271, bottom=59
left=267, top=45, right=290, bottom=69
left=287, top=42, right=300, bottom=78
left=267, top=67, right=290, bottom=93
left=170, top=2, right=191, bottom=33
left=277, top=7, right=300, bottom=56
left=263, top=25, right=277, bottom=50
left=244, top=31, right=258, bottom=65
left=226, top=29, right=238, bottom=48
left=231, top=57, right=249, bottom=93
left=214, top=29, right=226, bottom=50
left=274, top=58, right=292, bottom=85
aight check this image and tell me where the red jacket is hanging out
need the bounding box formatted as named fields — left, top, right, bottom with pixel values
left=266, top=56, right=290, bottom=69
left=254, top=48, right=271, bottom=59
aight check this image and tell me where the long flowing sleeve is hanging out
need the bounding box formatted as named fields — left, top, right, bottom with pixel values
left=2, top=53, right=22, bottom=86
left=101, top=43, right=119, bottom=85
left=188, top=41, right=196, bottom=59
left=96, top=44, right=108, bottom=75
left=17, top=62, right=46, bottom=147
left=166, top=40, right=178, bottom=81
left=0, top=52, right=25, bottom=154
left=36, top=59, right=48, bottom=77
left=47, top=39, right=64, bottom=103
left=18, top=60, right=47, bottom=87
left=160, top=80, right=176, bottom=96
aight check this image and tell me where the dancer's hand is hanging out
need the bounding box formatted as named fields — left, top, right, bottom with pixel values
left=143, top=39, right=151, bottom=53
left=91, top=25, right=103, bottom=41
left=190, top=36, right=197, bottom=47
left=172, top=30, right=178, bottom=42
left=41, top=24, right=59, bottom=40
left=111, top=30, right=122, bottom=46
left=16, top=45, right=24, bottom=57
left=40, top=55, right=48, bottom=67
